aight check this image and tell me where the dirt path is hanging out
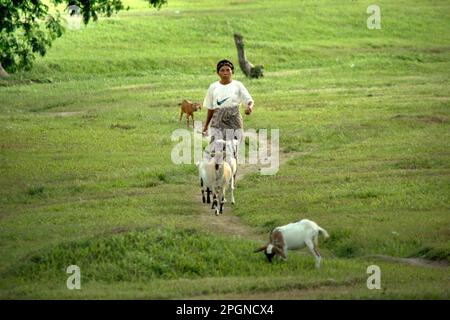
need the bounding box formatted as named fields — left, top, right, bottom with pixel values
left=188, top=284, right=356, bottom=300
left=367, top=254, right=449, bottom=269
left=195, top=162, right=264, bottom=242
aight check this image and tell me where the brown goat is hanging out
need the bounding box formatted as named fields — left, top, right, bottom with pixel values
left=179, top=99, right=201, bottom=128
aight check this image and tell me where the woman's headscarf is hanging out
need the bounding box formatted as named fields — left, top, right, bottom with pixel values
left=216, top=59, right=234, bottom=73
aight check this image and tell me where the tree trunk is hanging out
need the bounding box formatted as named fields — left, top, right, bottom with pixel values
left=0, top=62, right=9, bottom=77
left=233, top=33, right=263, bottom=79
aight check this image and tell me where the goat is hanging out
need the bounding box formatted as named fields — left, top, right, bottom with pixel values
left=216, top=138, right=238, bottom=190
left=254, top=219, right=329, bottom=268
left=212, top=149, right=234, bottom=215
left=196, top=158, right=215, bottom=205
left=179, top=99, right=201, bottom=128
left=197, top=149, right=234, bottom=215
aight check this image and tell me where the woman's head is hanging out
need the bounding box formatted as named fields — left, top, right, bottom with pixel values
left=216, top=59, right=234, bottom=74
left=216, top=59, right=234, bottom=83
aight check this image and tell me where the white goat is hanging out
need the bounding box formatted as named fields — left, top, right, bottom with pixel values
left=254, top=219, right=330, bottom=268
left=196, top=149, right=234, bottom=215
left=216, top=138, right=238, bottom=190
left=211, top=148, right=234, bottom=215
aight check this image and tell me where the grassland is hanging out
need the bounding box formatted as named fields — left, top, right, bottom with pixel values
left=0, top=0, right=449, bottom=299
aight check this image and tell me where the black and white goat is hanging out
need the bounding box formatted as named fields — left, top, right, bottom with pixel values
left=197, top=157, right=215, bottom=205
left=254, top=219, right=329, bottom=268
left=197, top=142, right=235, bottom=215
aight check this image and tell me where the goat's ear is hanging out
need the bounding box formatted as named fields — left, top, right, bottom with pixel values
left=273, top=246, right=286, bottom=259
left=254, top=245, right=267, bottom=253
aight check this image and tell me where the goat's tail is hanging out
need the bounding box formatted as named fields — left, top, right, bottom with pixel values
left=318, top=226, right=330, bottom=239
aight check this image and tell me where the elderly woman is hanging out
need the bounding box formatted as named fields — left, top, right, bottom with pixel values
left=202, top=59, right=254, bottom=158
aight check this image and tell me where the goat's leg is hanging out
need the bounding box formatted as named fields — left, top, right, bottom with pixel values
left=230, top=176, right=235, bottom=205
left=306, top=240, right=321, bottom=269
left=201, top=178, right=205, bottom=203
left=314, top=234, right=319, bottom=247
left=233, top=164, right=237, bottom=189
left=206, top=187, right=211, bottom=203
left=211, top=190, right=217, bottom=209
left=179, top=110, right=184, bottom=123
left=191, top=114, right=195, bottom=128
left=212, top=187, right=220, bottom=215
left=186, top=115, right=190, bottom=128
left=206, top=187, right=211, bottom=204
left=283, top=247, right=288, bottom=261
left=219, top=187, right=225, bottom=214
left=214, top=193, right=220, bottom=215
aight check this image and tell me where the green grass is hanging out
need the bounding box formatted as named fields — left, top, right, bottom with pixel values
left=1, top=0, right=449, bottom=299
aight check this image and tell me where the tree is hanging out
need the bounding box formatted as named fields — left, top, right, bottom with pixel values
left=233, top=33, right=263, bottom=79
left=0, top=0, right=167, bottom=76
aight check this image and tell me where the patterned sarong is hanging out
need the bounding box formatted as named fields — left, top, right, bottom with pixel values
left=207, top=105, right=244, bottom=162
left=210, top=105, right=243, bottom=130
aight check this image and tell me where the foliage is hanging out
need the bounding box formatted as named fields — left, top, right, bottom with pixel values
left=0, top=0, right=167, bottom=73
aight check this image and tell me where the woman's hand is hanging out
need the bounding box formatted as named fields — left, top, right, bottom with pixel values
left=245, top=101, right=253, bottom=115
